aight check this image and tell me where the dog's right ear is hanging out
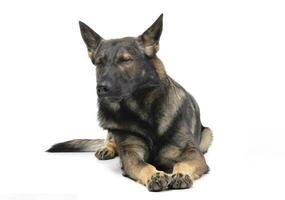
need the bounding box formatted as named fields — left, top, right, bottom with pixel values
left=139, top=14, right=163, bottom=57
left=79, top=21, right=103, bottom=58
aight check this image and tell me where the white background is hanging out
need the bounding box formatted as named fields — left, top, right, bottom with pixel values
left=0, top=0, right=285, bottom=199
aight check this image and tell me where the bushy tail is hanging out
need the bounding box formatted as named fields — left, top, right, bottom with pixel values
left=46, top=139, right=104, bottom=152
left=199, top=127, right=213, bottom=154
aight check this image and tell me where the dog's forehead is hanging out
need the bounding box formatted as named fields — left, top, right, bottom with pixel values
left=98, top=37, right=140, bottom=56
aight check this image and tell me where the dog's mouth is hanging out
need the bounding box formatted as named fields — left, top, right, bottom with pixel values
left=98, top=95, right=126, bottom=103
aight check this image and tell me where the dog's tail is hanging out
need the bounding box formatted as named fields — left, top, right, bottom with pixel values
left=46, top=139, right=104, bottom=152
left=199, top=127, right=213, bottom=154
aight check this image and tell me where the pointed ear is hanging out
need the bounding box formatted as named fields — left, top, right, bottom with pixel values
left=139, top=14, right=163, bottom=57
left=79, top=21, right=103, bottom=57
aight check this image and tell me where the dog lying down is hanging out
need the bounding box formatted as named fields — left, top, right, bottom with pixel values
left=47, top=14, right=213, bottom=192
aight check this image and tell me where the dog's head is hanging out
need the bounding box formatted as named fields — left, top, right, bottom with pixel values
left=79, top=14, right=164, bottom=102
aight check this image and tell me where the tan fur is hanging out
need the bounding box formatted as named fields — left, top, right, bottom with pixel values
left=120, top=136, right=156, bottom=185
left=158, top=145, right=182, bottom=160
left=157, top=81, right=186, bottom=135
left=137, top=165, right=157, bottom=185
left=95, top=132, right=117, bottom=160
left=157, top=145, right=182, bottom=169
left=105, top=132, right=116, bottom=149
left=199, top=128, right=213, bottom=153
left=118, top=60, right=136, bottom=75
left=125, top=98, right=149, bottom=122
left=144, top=44, right=159, bottom=57
left=108, top=102, right=120, bottom=111
left=119, top=135, right=170, bottom=190
left=190, top=102, right=197, bottom=135
left=143, top=87, right=161, bottom=112
left=116, top=50, right=138, bottom=75
left=88, top=49, right=93, bottom=58
left=64, top=139, right=104, bottom=152
left=172, top=149, right=208, bottom=180
left=149, top=57, right=167, bottom=80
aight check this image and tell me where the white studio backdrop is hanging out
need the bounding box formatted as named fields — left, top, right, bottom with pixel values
left=0, top=0, right=284, bottom=199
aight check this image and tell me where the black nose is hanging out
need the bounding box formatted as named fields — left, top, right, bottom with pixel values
left=97, top=82, right=111, bottom=97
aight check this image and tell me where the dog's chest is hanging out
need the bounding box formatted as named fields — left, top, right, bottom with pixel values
left=99, top=98, right=157, bottom=136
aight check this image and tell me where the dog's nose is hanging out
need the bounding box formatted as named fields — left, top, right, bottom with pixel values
left=97, top=82, right=111, bottom=97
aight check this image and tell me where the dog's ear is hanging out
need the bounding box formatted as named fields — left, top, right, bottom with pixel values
left=139, top=14, right=163, bottom=57
left=79, top=21, right=103, bottom=57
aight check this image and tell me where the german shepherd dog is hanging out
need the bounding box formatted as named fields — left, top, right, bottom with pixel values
left=47, top=14, right=213, bottom=192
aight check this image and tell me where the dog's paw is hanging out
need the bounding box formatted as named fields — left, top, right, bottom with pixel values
left=146, top=172, right=170, bottom=192
left=95, top=147, right=116, bottom=160
left=169, top=173, right=193, bottom=189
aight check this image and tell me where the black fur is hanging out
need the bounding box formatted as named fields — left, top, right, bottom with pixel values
left=47, top=142, right=81, bottom=152
left=47, top=14, right=212, bottom=192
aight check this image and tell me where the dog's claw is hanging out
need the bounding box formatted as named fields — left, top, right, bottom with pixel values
left=95, top=147, right=116, bottom=160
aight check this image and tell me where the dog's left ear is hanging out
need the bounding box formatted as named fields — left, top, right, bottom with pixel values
left=139, top=14, right=163, bottom=57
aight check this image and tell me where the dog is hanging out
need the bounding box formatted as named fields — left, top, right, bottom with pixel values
left=47, top=14, right=213, bottom=192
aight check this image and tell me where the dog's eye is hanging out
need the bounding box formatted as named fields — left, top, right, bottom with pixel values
left=118, top=56, right=132, bottom=64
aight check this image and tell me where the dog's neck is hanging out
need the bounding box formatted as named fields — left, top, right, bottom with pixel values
left=149, top=56, right=167, bottom=81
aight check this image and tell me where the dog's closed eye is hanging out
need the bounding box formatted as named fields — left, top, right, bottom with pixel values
left=116, top=50, right=133, bottom=64
left=118, top=55, right=133, bottom=65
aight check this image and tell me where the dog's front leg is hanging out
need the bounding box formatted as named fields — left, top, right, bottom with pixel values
left=118, top=136, right=170, bottom=192
left=169, top=147, right=209, bottom=189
